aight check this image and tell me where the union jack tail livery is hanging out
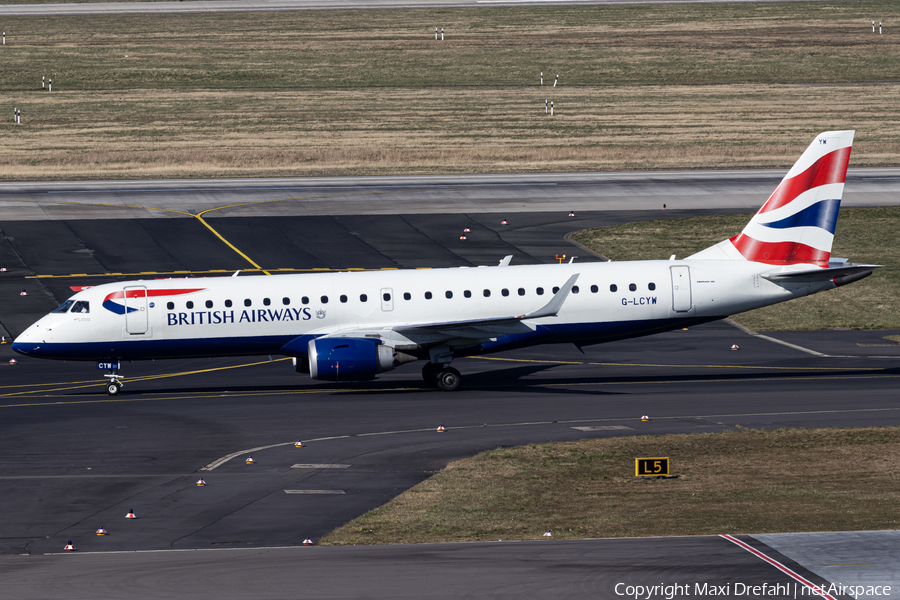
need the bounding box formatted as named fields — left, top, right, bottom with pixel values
left=691, top=131, right=854, bottom=267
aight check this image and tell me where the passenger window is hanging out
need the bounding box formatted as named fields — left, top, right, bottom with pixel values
left=648, top=283, right=656, bottom=291
left=302, top=296, right=309, bottom=305
left=403, top=292, right=411, bottom=300
left=629, top=283, right=637, bottom=292
left=445, top=291, right=453, bottom=299
left=591, top=285, right=598, bottom=293
left=186, top=301, right=194, bottom=309
left=383, top=293, right=391, bottom=302
left=572, top=286, right=579, bottom=294
left=244, top=299, right=252, bottom=307
left=263, top=298, right=271, bottom=306
left=72, top=301, right=90, bottom=314
left=321, top=296, right=329, bottom=304
left=205, top=300, right=213, bottom=308
left=283, top=297, right=291, bottom=305
left=552, top=286, right=560, bottom=294
left=610, top=284, right=618, bottom=292
left=167, top=301, right=175, bottom=310
left=52, top=300, right=76, bottom=313
left=464, top=290, right=472, bottom=298
left=425, top=291, right=433, bottom=300
left=360, top=294, right=368, bottom=302
left=225, top=299, right=233, bottom=308
left=340, top=295, right=348, bottom=303
left=501, top=289, right=509, bottom=297
left=536, top=287, right=544, bottom=296
left=518, top=288, right=525, bottom=296
left=483, top=289, right=491, bottom=297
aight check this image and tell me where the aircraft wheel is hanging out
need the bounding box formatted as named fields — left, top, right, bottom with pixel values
left=106, top=381, right=122, bottom=396
left=422, top=363, right=440, bottom=387
left=436, top=367, right=461, bottom=392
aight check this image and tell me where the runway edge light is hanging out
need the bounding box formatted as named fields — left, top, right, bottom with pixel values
left=126, top=509, right=136, bottom=519
left=436, top=425, right=446, bottom=433
left=96, top=527, right=108, bottom=536
left=295, top=440, right=304, bottom=448
left=246, top=456, right=255, bottom=465
left=303, top=537, right=314, bottom=546
left=64, top=540, right=76, bottom=551
left=196, top=479, right=206, bottom=486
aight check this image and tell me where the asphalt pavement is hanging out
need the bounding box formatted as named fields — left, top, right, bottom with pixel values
left=1, top=173, right=897, bottom=598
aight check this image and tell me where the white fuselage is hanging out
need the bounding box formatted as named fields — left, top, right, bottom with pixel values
left=12, top=259, right=820, bottom=364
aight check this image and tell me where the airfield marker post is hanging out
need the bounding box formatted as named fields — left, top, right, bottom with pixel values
left=545, top=99, right=548, bottom=114
left=879, top=22, right=882, bottom=34
left=42, top=75, right=45, bottom=89
left=48, top=79, right=52, bottom=92
left=441, top=28, right=444, bottom=41
left=550, top=101, right=554, bottom=116
left=541, top=72, right=543, bottom=85
left=554, top=74, right=558, bottom=87
left=873, top=20, right=876, bottom=33
left=2, top=32, right=5, bottom=45
left=435, top=28, right=438, bottom=40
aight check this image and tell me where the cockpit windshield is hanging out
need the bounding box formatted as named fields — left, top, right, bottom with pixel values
left=51, top=299, right=76, bottom=314
left=72, top=301, right=90, bottom=314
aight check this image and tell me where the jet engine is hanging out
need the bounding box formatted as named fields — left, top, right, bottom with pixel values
left=307, top=337, right=414, bottom=381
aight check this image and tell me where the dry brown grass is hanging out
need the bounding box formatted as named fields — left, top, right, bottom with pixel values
left=1, top=2, right=899, bottom=179
left=321, top=427, right=900, bottom=545
left=3, top=85, right=900, bottom=180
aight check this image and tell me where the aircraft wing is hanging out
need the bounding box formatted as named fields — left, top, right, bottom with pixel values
left=304, top=273, right=580, bottom=343
left=393, top=273, right=579, bottom=336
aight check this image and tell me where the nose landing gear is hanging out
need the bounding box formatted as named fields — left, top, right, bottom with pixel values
left=99, top=361, right=124, bottom=396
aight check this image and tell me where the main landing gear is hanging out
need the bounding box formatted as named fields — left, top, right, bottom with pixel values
left=422, top=362, right=462, bottom=391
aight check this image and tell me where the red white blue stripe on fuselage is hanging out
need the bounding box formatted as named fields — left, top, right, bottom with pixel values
left=102, top=288, right=206, bottom=315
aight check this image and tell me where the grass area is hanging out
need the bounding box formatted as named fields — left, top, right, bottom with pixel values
left=571, top=207, right=900, bottom=331
left=321, top=427, right=900, bottom=544
left=1, top=1, right=899, bottom=179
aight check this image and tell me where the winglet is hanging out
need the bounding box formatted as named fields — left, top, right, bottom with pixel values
left=498, top=255, right=513, bottom=267
left=518, top=274, right=579, bottom=320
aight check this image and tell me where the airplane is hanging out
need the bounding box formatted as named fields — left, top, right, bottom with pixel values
left=13, top=130, right=879, bottom=395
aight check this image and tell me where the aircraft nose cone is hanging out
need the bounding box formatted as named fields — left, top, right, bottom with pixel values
left=12, top=330, right=41, bottom=356
left=11, top=341, right=37, bottom=356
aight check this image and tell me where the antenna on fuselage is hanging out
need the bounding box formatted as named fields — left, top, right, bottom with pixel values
left=498, top=255, right=513, bottom=267
left=232, top=270, right=241, bottom=277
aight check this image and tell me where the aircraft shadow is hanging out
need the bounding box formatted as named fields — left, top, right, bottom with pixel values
left=52, top=364, right=897, bottom=398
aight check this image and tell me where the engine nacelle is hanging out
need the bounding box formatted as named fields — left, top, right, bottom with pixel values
left=308, top=337, right=406, bottom=382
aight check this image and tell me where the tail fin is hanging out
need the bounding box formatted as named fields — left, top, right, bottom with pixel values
left=689, top=130, right=854, bottom=267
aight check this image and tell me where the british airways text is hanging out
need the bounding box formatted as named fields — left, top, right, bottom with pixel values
left=166, top=308, right=312, bottom=326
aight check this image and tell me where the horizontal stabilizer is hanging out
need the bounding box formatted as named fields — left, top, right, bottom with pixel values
left=762, top=264, right=880, bottom=284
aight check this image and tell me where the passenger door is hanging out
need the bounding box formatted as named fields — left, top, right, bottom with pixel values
left=124, top=286, right=149, bottom=334
left=670, top=266, right=692, bottom=312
